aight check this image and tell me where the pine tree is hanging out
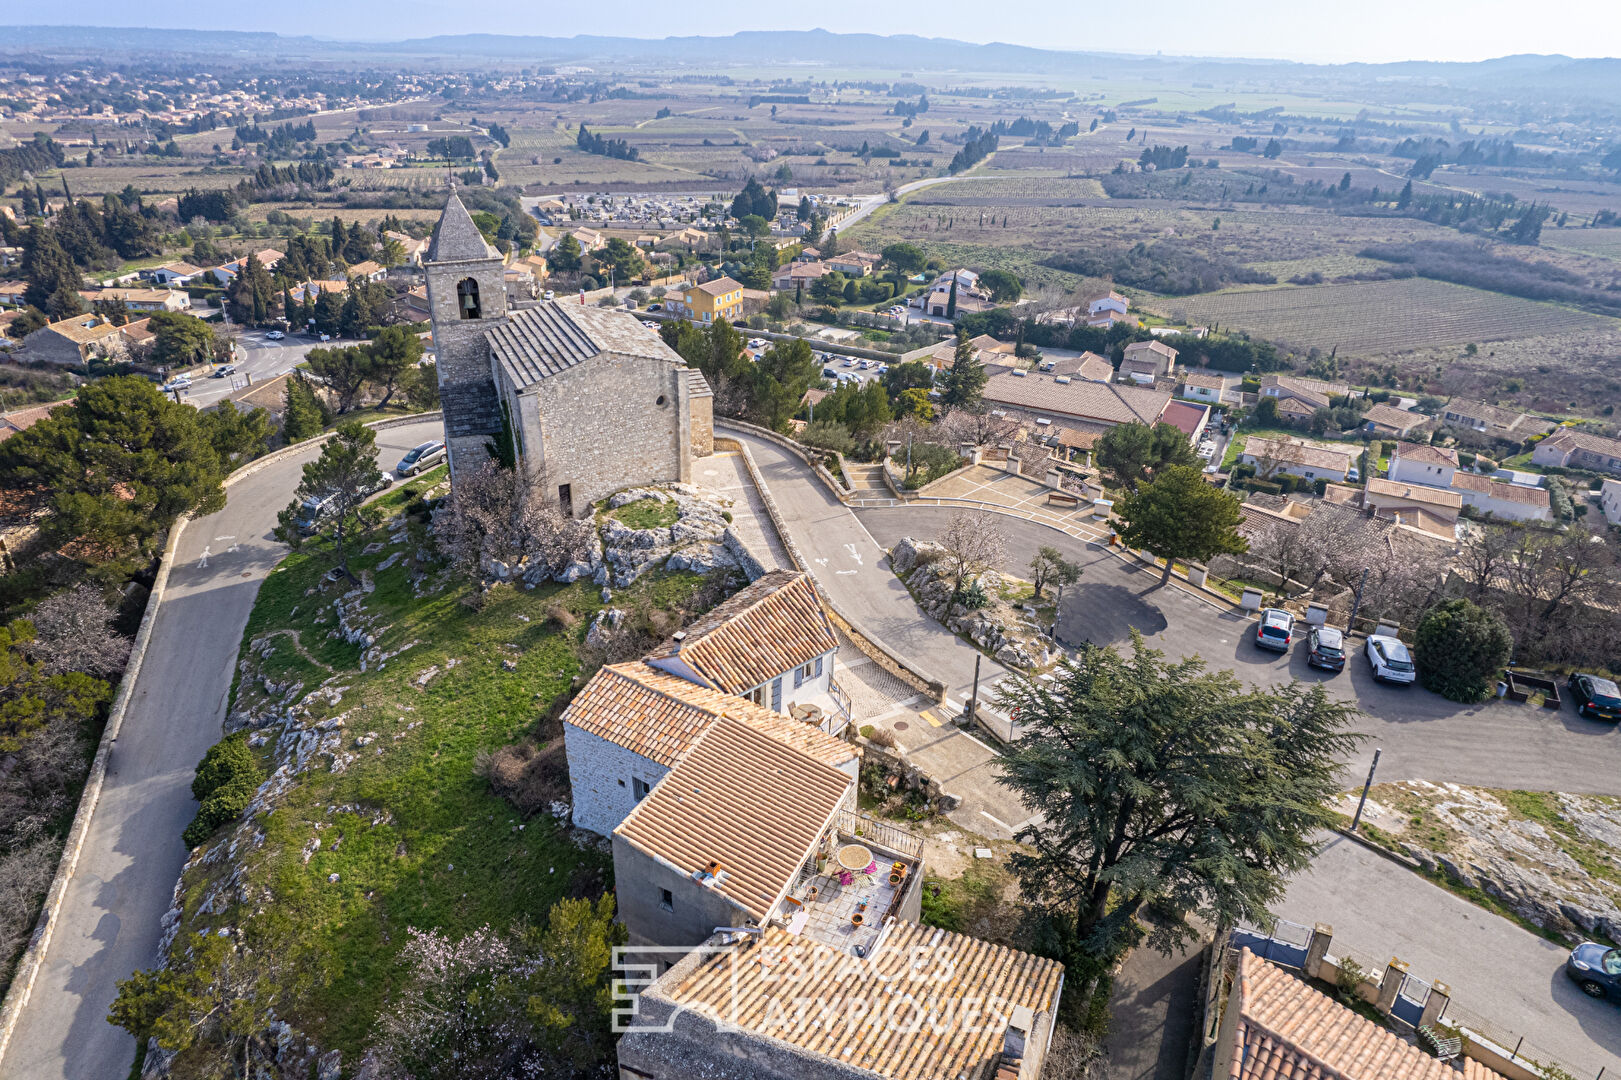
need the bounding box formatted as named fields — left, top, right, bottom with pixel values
left=939, top=331, right=987, bottom=410
left=946, top=278, right=958, bottom=318
left=21, top=224, right=83, bottom=311
left=281, top=377, right=326, bottom=442
left=1398, top=180, right=1413, bottom=209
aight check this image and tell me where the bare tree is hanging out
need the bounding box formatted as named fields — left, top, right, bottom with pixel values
left=1243, top=508, right=1378, bottom=599
left=27, top=583, right=131, bottom=678
left=933, top=408, right=1021, bottom=449
left=938, top=511, right=1008, bottom=606
left=1454, top=523, right=1520, bottom=604
left=435, top=462, right=594, bottom=583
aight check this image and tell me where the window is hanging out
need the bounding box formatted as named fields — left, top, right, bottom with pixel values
left=747, top=685, right=767, bottom=707
left=795, top=661, right=815, bottom=687
left=632, top=777, right=651, bottom=802
left=456, top=277, right=482, bottom=320
left=659, top=888, right=674, bottom=912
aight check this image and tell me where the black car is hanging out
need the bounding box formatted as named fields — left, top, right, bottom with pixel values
left=1306, top=626, right=1346, bottom=672
left=1566, top=942, right=1621, bottom=999
left=1569, top=674, right=1621, bottom=722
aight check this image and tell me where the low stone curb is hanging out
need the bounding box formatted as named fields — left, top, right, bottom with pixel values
left=1332, top=826, right=1425, bottom=872
left=0, top=410, right=442, bottom=1070
left=714, top=418, right=852, bottom=501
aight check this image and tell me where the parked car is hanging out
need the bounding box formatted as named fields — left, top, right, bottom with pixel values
left=264, top=330, right=285, bottom=340
left=647, top=302, right=661, bottom=311
left=1566, top=942, right=1621, bottom=999
left=159, top=376, right=191, bottom=392
left=1306, top=626, right=1346, bottom=672
left=822, top=367, right=839, bottom=379
left=1346, top=466, right=1361, bottom=482
left=1254, top=608, right=1295, bottom=652
left=1569, top=673, right=1621, bottom=721
left=295, top=475, right=393, bottom=534
left=1366, top=634, right=1416, bottom=684
left=395, top=441, right=446, bottom=477
left=843, top=357, right=857, bottom=367
left=212, top=364, right=236, bottom=379
left=641, top=320, right=658, bottom=330
left=543, top=290, right=555, bottom=301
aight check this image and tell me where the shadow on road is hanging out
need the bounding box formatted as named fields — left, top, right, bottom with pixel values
left=1057, top=583, right=1167, bottom=648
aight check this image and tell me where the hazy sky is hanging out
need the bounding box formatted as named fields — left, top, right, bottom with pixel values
left=13, top=0, right=1621, bottom=65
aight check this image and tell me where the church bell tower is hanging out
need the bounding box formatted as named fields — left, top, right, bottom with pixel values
left=424, top=189, right=507, bottom=476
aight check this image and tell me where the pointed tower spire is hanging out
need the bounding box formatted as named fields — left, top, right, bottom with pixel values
left=427, top=190, right=497, bottom=263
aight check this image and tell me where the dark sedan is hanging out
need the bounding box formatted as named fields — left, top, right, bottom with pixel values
left=1565, top=942, right=1621, bottom=999
left=1569, top=674, right=1621, bottom=722
left=1306, top=626, right=1346, bottom=672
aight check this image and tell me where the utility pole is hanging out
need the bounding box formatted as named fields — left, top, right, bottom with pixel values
left=966, top=654, right=981, bottom=725
left=1350, top=748, right=1382, bottom=833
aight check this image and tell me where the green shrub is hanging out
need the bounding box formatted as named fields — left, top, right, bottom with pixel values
left=1414, top=598, right=1513, bottom=703
left=1312, top=478, right=1329, bottom=496
left=958, top=582, right=990, bottom=610
left=184, top=733, right=263, bottom=848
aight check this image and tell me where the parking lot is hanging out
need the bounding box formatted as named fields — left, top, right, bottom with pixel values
left=856, top=506, right=1621, bottom=796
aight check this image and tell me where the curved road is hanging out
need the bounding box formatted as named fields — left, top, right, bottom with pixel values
left=3, top=419, right=442, bottom=1080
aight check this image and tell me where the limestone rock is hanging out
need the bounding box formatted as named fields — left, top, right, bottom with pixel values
left=318, top=1049, right=342, bottom=1080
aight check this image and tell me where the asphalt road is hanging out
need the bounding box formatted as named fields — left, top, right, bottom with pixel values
left=1276, top=836, right=1621, bottom=1076
left=855, top=506, right=1621, bottom=797
left=2, top=419, right=443, bottom=1080
left=177, top=330, right=328, bottom=410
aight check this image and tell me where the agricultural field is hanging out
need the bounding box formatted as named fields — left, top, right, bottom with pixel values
left=1546, top=227, right=1621, bottom=262
left=1162, top=278, right=1612, bottom=355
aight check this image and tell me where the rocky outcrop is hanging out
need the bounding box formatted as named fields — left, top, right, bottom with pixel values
left=890, top=537, right=1051, bottom=672
left=1379, top=781, right=1621, bottom=943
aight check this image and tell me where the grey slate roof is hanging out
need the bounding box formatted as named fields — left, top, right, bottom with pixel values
left=427, top=191, right=499, bottom=263
left=486, top=301, right=688, bottom=391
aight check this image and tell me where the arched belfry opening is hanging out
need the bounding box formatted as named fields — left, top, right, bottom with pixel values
left=456, top=277, right=482, bottom=320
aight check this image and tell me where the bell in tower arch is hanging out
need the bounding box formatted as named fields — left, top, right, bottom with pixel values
left=456, top=277, right=482, bottom=320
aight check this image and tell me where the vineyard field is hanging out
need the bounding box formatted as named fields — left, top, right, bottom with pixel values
left=1161, top=278, right=1611, bottom=355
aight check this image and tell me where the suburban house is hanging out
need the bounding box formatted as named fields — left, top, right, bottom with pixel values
left=384, top=230, right=428, bottom=266
left=617, top=919, right=1065, bottom=1080
left=1085, top=309, right=1137, bottom=329
left=1387, top=442, right=1458, bottom=487
left=146, top=261, right=202, bottom=286
left=1259, top=374, right=1347, bottom=413
left=77, top=287, right=190, bottom=312
left=1362, top=476, right=1463, bottom=538
left=207, top=249, right=283, bottom=286
left=1087, top=289, right=1128, bottom=317
left=1179, top=370, right=1226, bottom=403
left=0, top=281, right=28, bottom=306
left=981, top=369, right=1172, bottom=437
left=1043, top=351, right=1115, bottom=382
left=289, top=279, right=349, bottom=303
left=1439, top=398, right=1551, bottom=442
left=0, top=400, right=66, bottom=443
left=398, top=285, right=431, bottom=320
left=1531, top=428, right=1621, bottom=475
left=569, top=227, right=604, bottom=251
left=1210, top=949, right=1502, bottom=1080
left=1361, top=402, right=1426, bottom=438
left=1238, top=436, right=1354, bottom=484
left=1602, top=478, right=1621, bottom=525
left=913, top=268, right=993, bottom=317
left=1120, top=340, right=1177, bottom=384
left=670, top=276, right=745, bottom=324
left=824, top=250, right=879, bottom=276
left=770, top=261, right=826, bottom=291
left=346, top=259, right=386, bottom=283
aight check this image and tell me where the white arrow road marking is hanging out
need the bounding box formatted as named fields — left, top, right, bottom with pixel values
left=843, top=543, right=863, bottom=565
left=815, top=557, right=829, bottom=566
left=198, top=545, right=211, bottom=568
left=836, top=570, right=858, bottom=575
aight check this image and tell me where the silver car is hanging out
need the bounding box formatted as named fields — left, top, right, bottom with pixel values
left=396, top=441, right=446, bottom=477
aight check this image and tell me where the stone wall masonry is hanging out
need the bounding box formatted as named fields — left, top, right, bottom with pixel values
left=563, top=722, right=670, bottom=838
left=0, top=410, right=442, bottom=1072
left=533, top=354, right=690, bottom=515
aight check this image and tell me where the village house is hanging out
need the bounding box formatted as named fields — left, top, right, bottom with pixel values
left=1531, top=428, right=1621, bottom=475
left=824, top=250, right=879, bottom=276
left=1043, top=351, right=1115, bottom=382
left=1179, top=370, right=1226, bottom=403
left=1385, top=442, right=1552, bottom=522
left=384, top=230, right=429, bottom=266
left=569, top=226, right=604, bottom=252
left=1238, top=436, right=1355, bottom=484
left=346, top=260, right=386, bottom=283
left=1120, top=340, right=1178, bottom=384
left=146, top=261, right=202, bottom=286
left=78, top=287, right=190, bottom=313
left=1087, top=289, right=1129, bottom=317
left=981, top=368, right=1173, bottom=438
left=1362, top=476, right=1463, bottom=538
left=1085, top=309, right=1137, bottom=329
left=1210, top=950, right=1502, bottom=1080
left=19, top=314, right=129, bottom=365
left=670, top=276, right=745, bottom=324
left=1386, top=442, right=1458, bottom=487
left=1259, top=373, right=1348, bottom=413
left=1361, top=402, right=1426, bottom=439
left=1160, top=399, right=1212, bottom=445
left=617, top=918, right=1065, bottom=1080
left=289, top=280, right=349, bottom=303
left=0, top=281, right=27, bottom=306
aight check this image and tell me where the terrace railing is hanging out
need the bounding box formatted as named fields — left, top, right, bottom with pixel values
left=836, top=811, right=923, bottom=860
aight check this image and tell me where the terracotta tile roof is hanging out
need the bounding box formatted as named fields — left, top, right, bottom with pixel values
left=1366, top=476, right=1464, bottom=510
left=0, top=401, right=65, bottom=442
left=1046, top=351, right=1116, bottom=382
left=1182, top=371, right=1226, bottom=389
left=664, top=920, right=1064, bottom=1080
left=1160, top=400, right=1209, bottom=438
left=41, top=315, right=123, bottom=345
left=1123, top=339, right=1178, bottom=362
left=1274, top=397, right=1318, bottom=417
left=1539, top=428, right=1621, bottom=461
left=692, top=275, right=744, bottom=296
left=1393, top=442, right=1458, bottom=468
left=347, top=260, right=383, bottom=277
left=1363, top=403, right=1424, bottom=431
left=646, top=570, right=838, bottom=695
left=983, top=370, right=1169, bottom=427
left=1449, top=472, right=1551, bottom=508
left=1442, top=398, right=1527, bottom=430
left=1230, top=950, right=1502, bottom=1080
left=1241, top=437, right=1354, bottom=473
left=561, top=661, right=856, bottom=769
left=119, top=317, right=156, bottom=344
left=614, top=717, right=851, bottom=918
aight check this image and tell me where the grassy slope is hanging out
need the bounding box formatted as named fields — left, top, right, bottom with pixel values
left=172, top=467, right=706, bottom=1062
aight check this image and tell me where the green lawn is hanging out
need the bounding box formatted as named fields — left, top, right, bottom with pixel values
left=610, top=497, right=679, bottom=531
left=161, top=467, right=712, bottom=1067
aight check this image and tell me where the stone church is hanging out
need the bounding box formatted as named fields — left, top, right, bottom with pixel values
left=424, top=191, right=712, bottom=516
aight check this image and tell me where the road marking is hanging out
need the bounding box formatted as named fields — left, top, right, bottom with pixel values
left=920, top=709, right=945, bottom=727
left=836, top=569, right=857, bottom=575
left=197, top=545, right=211, bottom=568
left=215, top=535, right=235, bottom=541
left=980, top=811, right=1015, bottom=833
left=843, top=543, right=863, bottom=565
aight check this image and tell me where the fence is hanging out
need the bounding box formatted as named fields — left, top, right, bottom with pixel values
left=835, top=810, right=924, bottom=860
left=1231, top=918, right=1314, bottom=969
